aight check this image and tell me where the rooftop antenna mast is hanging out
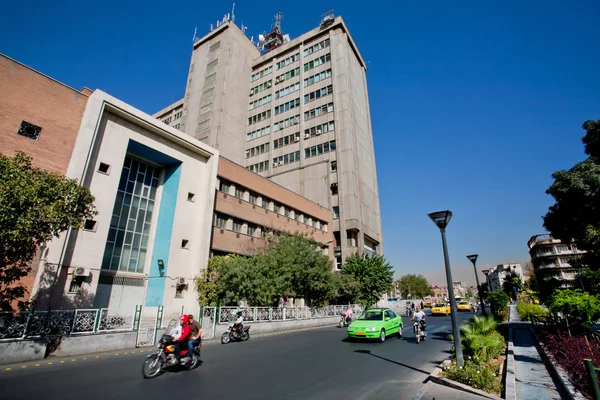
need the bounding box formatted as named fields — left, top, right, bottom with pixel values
left=231, top=3, right=235, bottom=23
left=259, top=12, right=285, bottom=54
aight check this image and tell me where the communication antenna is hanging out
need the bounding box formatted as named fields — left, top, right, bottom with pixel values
left=231, top=3, right=235, bottom=22
left=192, top=27, right=198, bottom=42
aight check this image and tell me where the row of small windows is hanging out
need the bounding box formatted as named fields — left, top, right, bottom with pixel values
left=273, top=150, right=301, bottom=168
left=246, top=126, right=271, bottom=142
left=275, top=67, right=300, bottom=85
left=305, top=140, right=337, bottom=159
left=273, top=115, right=300, bottom=132
left=304, top=69, right=332, bottom=88
left=214, top=212, right=271, bottom=240
left=163, top=116, right=172, bottom=124
left=246, top=160, right=269, bottom=173
left=207, top=59, right=219, bottom=71
left=200, top=103, right=212, bottom=115
left=249, top=94, right=272, bottom=111
left=250, top=80, right=272, bottom=96
left=273, top=132, right=300, bottom=149
left=274, top=98, right=300, bottom=116
left=246, top=142, right=270, bottom=159
left=218, top=180, right=328, bottom=232
left=209, top=41, right=221, bottom=53
left=201, top=87, right=214, bottom=100
left=275, top=82, right=300, bottom=100
left=305, top=103, right=334, bottom=122
left=248, top=110, right=271, bottom=126
left=305, top=121, right=335, bottom=139
left=205, top=73, right=217, bottom=87
left=251, top=65, right=273, bottom=82
left=173, top=111, right=183, bottom=120
left=305, top=85, right=333, bottom=104
left=304, top=53, right=331, bottom=73
left=303, top=38, right=330, bottom=57
left=276, top=53, right=300, bottom=70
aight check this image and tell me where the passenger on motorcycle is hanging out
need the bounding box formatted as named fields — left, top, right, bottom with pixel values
left=344, top=307, right=353, bottom=323
left=184, top=314, right=202, bottom=364
left=411, top=306, right=427, bottom=336
left=173, top=314, right=192, bottom=363
left=233, top=310, right=244, bottom=337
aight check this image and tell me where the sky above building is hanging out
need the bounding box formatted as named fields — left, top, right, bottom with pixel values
left=1, top=0, right=599, bottom=286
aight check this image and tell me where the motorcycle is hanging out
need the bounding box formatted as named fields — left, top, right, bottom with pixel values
left=406, top=307, right=413, bottom=317
left=141, top=324, right=201, bottom=379
left=221, top=321, right=251, bottom=344
left=338, top=314, right=351, bottom=328
left=413, top=320, right=427, bottom=343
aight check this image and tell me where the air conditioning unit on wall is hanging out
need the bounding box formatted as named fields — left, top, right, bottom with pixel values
left=74, top=267, right=91, bottom=277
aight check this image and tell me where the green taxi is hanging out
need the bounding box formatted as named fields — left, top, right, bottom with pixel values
left=347, top=308, right=403, bottom=342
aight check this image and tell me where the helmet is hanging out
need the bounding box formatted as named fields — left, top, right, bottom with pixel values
left=180, top=314, right=190, bottom=324
left=236, top=310, right=243, bottom=315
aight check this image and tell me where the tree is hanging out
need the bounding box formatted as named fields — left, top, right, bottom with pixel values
left=543, top=119, right=600, bottom=269
left=395, top=274, right=434, bottom=299
left=341, top=253, right=394, bottom=307
left=330, top=273, right=361, bottom=305
left=0, top=152, right=96, bottom=310
left=486, top=290, right=509, bottom=317
left=195, top=232, right=334, bottom=307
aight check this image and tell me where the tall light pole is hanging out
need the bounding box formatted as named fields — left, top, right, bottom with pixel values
left=467, top=254, right=487, bottom=316
left=428, top=210, right=464, bottom=367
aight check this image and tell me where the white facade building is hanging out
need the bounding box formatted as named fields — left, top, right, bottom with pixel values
left=482, top=264, right=524, bottom=293
left=31, top=91, right=219, bottom=317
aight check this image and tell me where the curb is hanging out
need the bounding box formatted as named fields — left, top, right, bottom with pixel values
left=504, top=328, right=517, bottom=400
left=530, top=327, right=586, bottom=400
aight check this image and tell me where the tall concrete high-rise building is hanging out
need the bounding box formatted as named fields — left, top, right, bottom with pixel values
left=154, top=12, right=383, bottom=268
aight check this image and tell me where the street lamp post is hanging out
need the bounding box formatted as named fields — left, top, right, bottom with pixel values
left=428, top=210, right=464, bottom=367
left=467, top=254, right=487, bottom=316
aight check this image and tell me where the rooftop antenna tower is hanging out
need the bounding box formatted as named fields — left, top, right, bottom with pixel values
left=259, top=12, right=285, bottom=54
left=231, top=3, right=235, bottom=23
left=321, top=10, right=335, bottom=26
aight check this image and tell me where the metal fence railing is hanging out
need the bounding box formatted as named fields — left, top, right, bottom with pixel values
left=0, top=307, right=139, bottom=340
left=215, top=304, right=364, bottom=325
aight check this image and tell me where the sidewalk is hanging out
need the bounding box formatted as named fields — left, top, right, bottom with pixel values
left=508, top=305, right=565, bottom=400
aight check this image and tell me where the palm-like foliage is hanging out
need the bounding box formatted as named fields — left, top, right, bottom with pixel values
left=460, top=316, right=505, bottom=360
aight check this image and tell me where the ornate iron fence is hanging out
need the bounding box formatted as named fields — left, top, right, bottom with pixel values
left=0, top=307, right=137, bottom=340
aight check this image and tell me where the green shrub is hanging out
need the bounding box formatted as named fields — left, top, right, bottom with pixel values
left=486, top=290, right=509, bottom=317
left=443, top=358, right=502, bottom=394
left=461, top=316, right=506, bottom=361
left=516, top=302, right=548, bottom=321
left=549, top=289, right=600, bottom=328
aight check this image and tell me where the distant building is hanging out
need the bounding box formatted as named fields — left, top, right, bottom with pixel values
left=483, top=264, right=524, bottom=293
left=527, top=233, right=586, bottom=289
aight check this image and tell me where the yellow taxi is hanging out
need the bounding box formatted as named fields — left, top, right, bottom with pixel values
left=457, top=301, right=472, bottom=311
left=431, top=302, right=450, bottom=316
left=423, top=298, right=432, bottom=308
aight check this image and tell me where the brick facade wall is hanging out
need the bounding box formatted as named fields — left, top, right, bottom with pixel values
left=0, top=54, right=89, bottom=306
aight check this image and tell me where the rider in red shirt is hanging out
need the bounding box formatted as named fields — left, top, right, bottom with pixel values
left=173, top=314, right=192, bottom=363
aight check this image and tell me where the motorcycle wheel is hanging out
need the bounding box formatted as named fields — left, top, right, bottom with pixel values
left=189, top=351, right=201, bottom=369
left=339, top=320, right=345, bottom=328
left=242, top=331, right=250, bottom=341
left=142, top=355, right=162, bottom=379
left=221, top=332, right=230, bottom=344
left=416, top=333, right=420, bottom=344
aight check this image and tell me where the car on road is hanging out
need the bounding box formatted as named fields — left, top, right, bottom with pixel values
left=431, top=302, right=450, bottom=316
left=347, top=308, right=403, bottom=342
left=457, top=301, right=472, bottom=311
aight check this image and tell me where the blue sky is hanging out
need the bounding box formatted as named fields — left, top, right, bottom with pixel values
left=2, top=1, right=599, bottom=285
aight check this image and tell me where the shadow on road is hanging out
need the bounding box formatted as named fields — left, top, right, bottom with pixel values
left=353, top=349, right=431, bottom=375
left=428, top=331, right=451, bottom=342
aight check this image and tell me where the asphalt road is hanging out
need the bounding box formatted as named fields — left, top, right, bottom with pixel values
left=0, top=309, right=475, bottom=400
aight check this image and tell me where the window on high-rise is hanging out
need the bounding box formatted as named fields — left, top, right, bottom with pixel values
left=333, top=206, right=340, bottom=219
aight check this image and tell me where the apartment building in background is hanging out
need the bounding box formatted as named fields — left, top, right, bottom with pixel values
left=482, top=263, right=524, bottom=293
left=154, top=11, right=384, bottom=268
left=527, top=233, right=586, bottom=289
left=213, top=157, right=333, bottom=260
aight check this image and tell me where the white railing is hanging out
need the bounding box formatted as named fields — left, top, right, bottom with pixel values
left=216, top=304, right=364, bottom=325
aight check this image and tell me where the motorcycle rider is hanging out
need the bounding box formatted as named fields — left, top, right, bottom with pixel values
left=411, top=305, right=427, bottom=337
left=344, top=306, right=353, bottom=324
left=172, top=314, right=192, bottom=364
left=233, top=309, right=244, bottom=338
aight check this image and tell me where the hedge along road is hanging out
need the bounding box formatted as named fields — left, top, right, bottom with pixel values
left=0, top=310, right=474, bottom=400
